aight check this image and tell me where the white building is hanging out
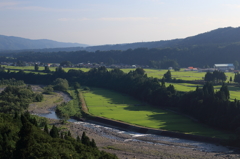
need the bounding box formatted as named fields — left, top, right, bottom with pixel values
left=214, top=64, right=234, bottom=71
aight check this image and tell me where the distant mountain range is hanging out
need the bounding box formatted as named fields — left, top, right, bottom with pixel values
left=0, top=35, right=88, bottom=51
left=83, top=26, right=240, bottom=52
left=1, top=26, right=240, bottom=52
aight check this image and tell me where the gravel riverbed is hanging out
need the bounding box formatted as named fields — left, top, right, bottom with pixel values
left=30, top=86, right=240, bottom=159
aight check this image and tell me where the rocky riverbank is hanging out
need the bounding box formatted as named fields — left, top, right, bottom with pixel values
left=51, top=119, right=239, bottom=159
left=29, top=86, right=240, bottom=159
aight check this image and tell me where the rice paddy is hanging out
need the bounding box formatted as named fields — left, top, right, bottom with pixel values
left=83, top=87, right=231, bottom=138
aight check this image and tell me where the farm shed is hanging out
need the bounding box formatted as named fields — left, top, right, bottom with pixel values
left=214, top=64, right=234, bottom=71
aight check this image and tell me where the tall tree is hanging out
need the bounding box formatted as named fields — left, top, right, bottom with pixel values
left=50, top=125, right=59, bottom=138
left=163, top=70, right=172, bottom=81
left=220, top=82, right=230, bottom=99
left=81, top=131, right=90, bottom=146
left=34, top=64, right=39, bottom=71
left=67, top=130, right=72, bottom=137
left=135, top=68, right=145, bottom=75
left=90, top=139, right=97, bottom=148
left=44, top=123, right=49, bottom=134
left=44, top=66, right=50, bottom=73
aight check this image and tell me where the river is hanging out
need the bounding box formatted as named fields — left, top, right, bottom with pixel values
left=38, top=110, right=234, bottom=153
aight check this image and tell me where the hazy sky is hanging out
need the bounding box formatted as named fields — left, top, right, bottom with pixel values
left=1, top=0, right=240, bottom=45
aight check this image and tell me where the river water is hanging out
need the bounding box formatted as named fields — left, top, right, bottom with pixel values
left=38, top=110, right=234, bottom=153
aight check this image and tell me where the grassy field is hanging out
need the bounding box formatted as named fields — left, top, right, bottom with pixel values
left=165, top=82, right=240, bottom=100
left=28, top=93, right=63, bottom=112
left=214, top=84, right=240, bottom=101
left=141, top=69, right=235, bottom=81
left=166, top=82, right=199, bottom=92
left=83, top=87, right=231, bottom=138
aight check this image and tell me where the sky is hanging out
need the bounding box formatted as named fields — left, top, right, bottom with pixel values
left=1, top=0, right=240, bottom=46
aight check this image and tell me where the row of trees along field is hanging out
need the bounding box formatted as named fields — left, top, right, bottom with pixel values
left=1, top=67, right=240, bottom=145
left=1, top=45, right=240, bottom=68
left=204, top=70, right=227, bottom=83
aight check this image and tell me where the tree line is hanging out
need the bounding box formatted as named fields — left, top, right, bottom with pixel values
left=204, top=70, right=227, bottom=83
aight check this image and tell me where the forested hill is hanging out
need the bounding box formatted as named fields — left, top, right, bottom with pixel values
left=82, top=27, right=240, bottom=51
left=176, top=27, right=240, bottom=46
left=1, top=26, right=240, bottom=53
left=1, top=27, right=240, bottom=67
left=0, top=35, right=88, bottom=51
left=1, top=44, right=240, bottom=68
left=82, top=39, right=181, bottom=52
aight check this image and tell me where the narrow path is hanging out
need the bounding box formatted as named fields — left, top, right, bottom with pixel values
left=79, top=91, right=88, bottom=113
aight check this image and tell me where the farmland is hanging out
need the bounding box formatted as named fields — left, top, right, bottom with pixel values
left=143, top=69, right=235, bottom=81
left=3, top=66, right=240, bottom=100
left=2, top=65, right=235, bottom=81
left=164, top=82, right=240, bottom=100
left=83, top=87, right=231, bottom=138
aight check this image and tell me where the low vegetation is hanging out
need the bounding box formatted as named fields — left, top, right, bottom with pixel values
left=56, top=88, right=82, bottom=119
left=0, top=78, right=25, bottom=86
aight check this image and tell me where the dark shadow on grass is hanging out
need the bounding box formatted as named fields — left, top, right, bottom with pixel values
left=123, top=105, right=200, bottom=134
left=124, top=105, right=230, bottom=138
left=85, top=87, right=143, bottom=105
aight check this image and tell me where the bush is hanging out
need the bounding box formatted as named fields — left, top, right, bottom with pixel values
left=33, top=93, right=44, bottom=102
left=53, top=78, right=69, bottom=92
left=43, top=85, right=54, bottom=94
left=83, top=87, right=90, bottom=91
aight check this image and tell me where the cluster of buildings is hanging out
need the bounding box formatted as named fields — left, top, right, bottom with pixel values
left=0, top=61, right=236, bottom=72
left=0, top=61, right=149, bottom=69
left=183, top=64, right=235, bottom=72
left=76, top=63, right=148, bottom=69
left=0, top=62, right=60, bottom=67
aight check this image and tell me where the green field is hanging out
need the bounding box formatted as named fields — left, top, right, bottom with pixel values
left=166, top=82, right=199, bottom=92
left=120, top=68, right=206, bottom=80
left=214, top=85, right=240, bottom=101
left=165, top=82, right=240, bottom=100
left=141, top=69, right=235, bottom=81
left=83, top=87, right=231, bottom=138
